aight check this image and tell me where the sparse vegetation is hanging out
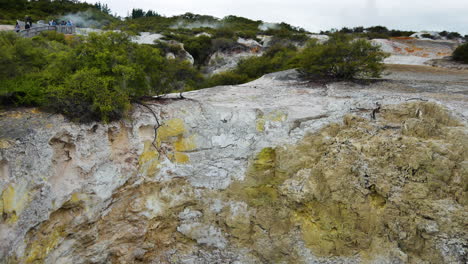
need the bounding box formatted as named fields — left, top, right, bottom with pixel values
left=439, top=31, right=462, bottom=40
left=321, top=26, right=415, bottom=39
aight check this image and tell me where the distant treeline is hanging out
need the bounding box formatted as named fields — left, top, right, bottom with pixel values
left=110, top=10, right=308, bottom=41
left=321, top=26, right=467, bottom=40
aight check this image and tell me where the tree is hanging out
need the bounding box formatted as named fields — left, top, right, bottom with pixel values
left=298, top=34, right=389, bottom=80
left=145, top=10, right=159, bottom=17
left=131, top=8, right=145, bottom=19
left=366, top=26, right=389, bottom=33
left=99, top=3, right=111, bottom=14
left=447, top=32, right=461, bottom=40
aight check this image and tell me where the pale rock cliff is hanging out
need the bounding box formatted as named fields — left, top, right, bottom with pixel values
left=372, top=38, right=458, bottom=66
left=0, top=66, right=467, bottom=263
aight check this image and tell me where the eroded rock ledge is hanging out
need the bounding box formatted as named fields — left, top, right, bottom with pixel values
left=0, top=68, right=467, bottom=263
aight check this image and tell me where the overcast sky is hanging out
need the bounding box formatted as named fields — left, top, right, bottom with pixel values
left=96, top=0, right=468, bottom=35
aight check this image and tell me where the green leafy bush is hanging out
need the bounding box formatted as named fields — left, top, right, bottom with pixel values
left=39, top=31, right=67, bottom=44
left=235, top=45, right=298, bottom=79
left=211, top=38, right=239, bottom=51
left=452, top=43, right=468, bottom=64
left=46, top=68, right=130, bottom=122
left=0, top=31, right=204, bottom=122
left=298, top=34, right=389, bottom=79
left=0, top=32, right=59, bottom=105
left=202, top=71, right=249, bottom=87
left=182, top=35, right=213, bottom=65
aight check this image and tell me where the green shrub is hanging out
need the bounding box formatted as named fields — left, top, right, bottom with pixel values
left=211, top=38, right=238, bottom=51
left=213, top=28, right=236, bottom=39
left=182, top=35, right=213, bottom=65
left=421, top=33, right=435, bottom=39
left=235, top=45, right=298, bottom=79
left=452, top=43, right=468, bottom=64
left=39, top=31, right=66, bottom=44
left=46, top=68, right=130, bottom=122
left=161, top=60, right=204, bottom=91
left=0, top=32, right=60, bottom=106
left=0, top=31, right=205, bottom=122
left=202, top=71, right=249, bottom=87
left=298, top=34, right=389, bottom=79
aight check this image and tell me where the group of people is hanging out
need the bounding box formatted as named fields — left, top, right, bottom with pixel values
left=49, top=20, right=74, bottom=26
left=15, top=16, right=33, bottom=32
left=14, top=16, right=74, bottom=33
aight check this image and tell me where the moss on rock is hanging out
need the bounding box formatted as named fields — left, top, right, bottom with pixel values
left=222, top=102, right=467, bottom=263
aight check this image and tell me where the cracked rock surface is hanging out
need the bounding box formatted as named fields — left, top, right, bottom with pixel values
left=0, top=65, right=467, bottom=263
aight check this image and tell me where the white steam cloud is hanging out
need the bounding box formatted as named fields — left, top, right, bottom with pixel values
left=258, top=23, right=280, bottom=31
left=60, top=10, right=108, bottom=28
left=170, top=20, right=222, bottom=29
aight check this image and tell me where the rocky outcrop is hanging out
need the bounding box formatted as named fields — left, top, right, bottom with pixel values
left=425, top=57, right=468, bottom=70
left=0, top=66, right=467, bottom=263
left=206, top=38, right=263, bottom=75
left=372, top=38, right=459, bottom=65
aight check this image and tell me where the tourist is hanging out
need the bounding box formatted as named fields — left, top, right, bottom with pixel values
left=26, top=16, right=32, bottom=25
left=66, top=20, right=73, bottom=26
left=52, top=20, right=57, bottom=26
left=15, top=22, right=20, bottom=33
left=25, top=22, right=30, bottom=30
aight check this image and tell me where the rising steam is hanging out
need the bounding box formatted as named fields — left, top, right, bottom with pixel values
left=60, top=10, right=109, bottom=28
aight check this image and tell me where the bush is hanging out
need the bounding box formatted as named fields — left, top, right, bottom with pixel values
left=211, top=38, right=238, bottom=51
left=182, top=35, right=213, bottom=65
left=298, top=34, right=389, bottom=79
left=39, top=31, right=66, bottom=44
left=46, top=68, right=130, bottom=122
left=202, top=71, right=249, bottom=87
left=235, top=45, right=298, bottom=79
left=421, top=33, right=435, bottom=39
left=0, top=31, right=205, bottom=122
left=0, top=32, right=59, bottom=105
left=452, top=43, right=468, bottom=64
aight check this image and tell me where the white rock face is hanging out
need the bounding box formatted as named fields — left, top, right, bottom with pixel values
left=257, top=35, right=273, bottom=47
left=411, top=31, right=441, bottom=39
left=372, top=38, right=458, bottom=65
left=308, top=34, right=329, bottom=43
left=0, top=67, right=467, bottom=263
left=195, top=32, right=212, bottom=38
left=132, top=32, right=164, bottom=44
left=237, top=37, right=262, bottom=48
left=206, top=45, right=263, bottom=75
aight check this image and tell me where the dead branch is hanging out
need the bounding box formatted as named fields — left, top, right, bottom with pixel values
left=134, top=101, right=162, bottom=154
